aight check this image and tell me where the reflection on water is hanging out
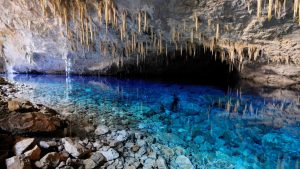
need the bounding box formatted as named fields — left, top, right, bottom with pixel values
left=4, top=74, right=300, bottom=169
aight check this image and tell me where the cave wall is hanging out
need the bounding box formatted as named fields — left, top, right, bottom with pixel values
left=0, top=0, right=299, bottom=87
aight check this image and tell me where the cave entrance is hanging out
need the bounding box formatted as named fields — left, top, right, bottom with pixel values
left=115, top=45, right=240, bottom=88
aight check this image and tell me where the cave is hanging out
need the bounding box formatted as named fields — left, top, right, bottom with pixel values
left=1, top=0, right=300, bottom=169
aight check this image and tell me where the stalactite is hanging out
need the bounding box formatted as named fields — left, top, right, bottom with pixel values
left=299, top=2, right=300, bottom=25
left=268, top=0, right=273, bottom=21
left=144, top=11, right=148, bottom=32
left=138, top=11, right=142, bottom=33
left=247, top=1, right=251, bottom=13
left=194, top=13, right=199, bottom=31
left=105, top=0, right=110, bottom=34
left=294, top=0, right=299, bottom=18
left=180, top=44, right=183, bottom=57
left=257, top=0, right=262, bottom=18
left=165, top=42, right=168, bottom=57
left=190, top=29, right=194, bottom=43
left=159, top=32, right=162, bottom=54
left=216, top=23, right=220, bottom=40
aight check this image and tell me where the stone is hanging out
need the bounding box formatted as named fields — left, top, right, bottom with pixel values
left=0, top=112, right=62, bottom=133
left=7, top=100, right=21, bottom=112
left=83, top=159, right=97, bottom=169
left=39, top=152, right=60, bottom=168
left=6, top=156, right=32, bottom=169
left=39, top=140, right=57, bottom=149
left=143, top=158, right=156, bottom=169
left=114, top=130, right=128, bottom=142
left=82, top=151, right=106, bottom=169
left=62, top=137, right=89, bottom=158
left=95, top=125, right=109, bottom=135
left=14, top=138, right=35, bottom=155
left=131, top=145, right=140, bottom=153
left=156, top=157, right=168, bottom=169
left=100, top=148, right=119, bottom=161
left=24, top=145, right=41, bottom=161
left=175, top=155, right=194, bottom=169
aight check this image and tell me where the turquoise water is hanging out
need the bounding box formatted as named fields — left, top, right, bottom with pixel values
left=4, top=74, right=300, bottom=169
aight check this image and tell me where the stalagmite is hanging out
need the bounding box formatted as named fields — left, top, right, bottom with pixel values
left=268, top=0, right=273, bottom=21
left=257, top=0, right=262, bottom=18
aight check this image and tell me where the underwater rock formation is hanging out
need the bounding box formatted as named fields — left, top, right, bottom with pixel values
left=0, top=0, right=299, bottom=87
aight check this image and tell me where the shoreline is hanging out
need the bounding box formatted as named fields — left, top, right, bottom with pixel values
left=0, top=76, right=195, bottom=169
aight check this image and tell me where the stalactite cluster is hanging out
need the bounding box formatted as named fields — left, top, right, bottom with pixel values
left=33, top=0, right=300, bottom=72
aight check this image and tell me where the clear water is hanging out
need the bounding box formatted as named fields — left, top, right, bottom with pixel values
left=4, top=74, right=300, bottom=169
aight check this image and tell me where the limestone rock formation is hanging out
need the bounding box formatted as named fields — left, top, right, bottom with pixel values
left=0, top=0, right=299, bottom=87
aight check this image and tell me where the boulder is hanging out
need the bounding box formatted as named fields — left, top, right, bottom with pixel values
left=0, top=112, right=62, bottom=133
left=7, top=100, right=36, bottom=113
left=7, top=100, right=21, bottom=112
left=62, top=138, right=89, bottom=158
left=24, top=145, right=41, bottom=161
left=95, top=125, right=109, bottom=135
left=99, top=147, right=119, bottom=161
left=6, top=156, right=32, bottom=169
left=14, top=138, right=35, bottom=155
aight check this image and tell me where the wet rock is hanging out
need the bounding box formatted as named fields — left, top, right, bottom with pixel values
left=99, top=147, right=119, bottom=161
left=156, top=157, right=168, bottom=169
left=7, top=100, right=36, bottom=113
left=115, top=130, right=128, bottom=141
left=0, top=77, right=8, bottom=85
left=24, top=145, right=41, bottom=161
left=143, top=158, right=156, bottom=169
left=175, top=155, right=194, bottom=169
left=95, top=125, right=109, bottom=135
left=38, top=152, right=60, bottom=168
left=62, top=138, right=89, bottom=158
left=6, top=156, right=31, bottom=169
left=7, top=100, right=21, bottom=112
left=14, top=138, right=35, bottom=155
left=131, top=145, right=140, bottom=153
left=0, top=112, right=62, bottom=134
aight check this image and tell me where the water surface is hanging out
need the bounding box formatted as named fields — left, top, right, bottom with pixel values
left=4, top=74, right=300, bottom=169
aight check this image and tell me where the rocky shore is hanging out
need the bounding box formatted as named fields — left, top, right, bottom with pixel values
left=0, top=77, right=195, bottom=169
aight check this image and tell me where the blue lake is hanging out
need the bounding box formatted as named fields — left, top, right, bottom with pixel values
left=3, top=74, right=300, bottom=169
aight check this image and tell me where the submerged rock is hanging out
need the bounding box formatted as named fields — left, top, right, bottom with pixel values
left=95, top=125, right=109, bottom=135
left=175, top=155, right=194, bottom=169
left=99, top=147, right=119, bottom=161
left=6, top=156, right=31, bottom=169
left=62, top=137, right=89, bottom=158
left=14, top=138, right=35, bottom=156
